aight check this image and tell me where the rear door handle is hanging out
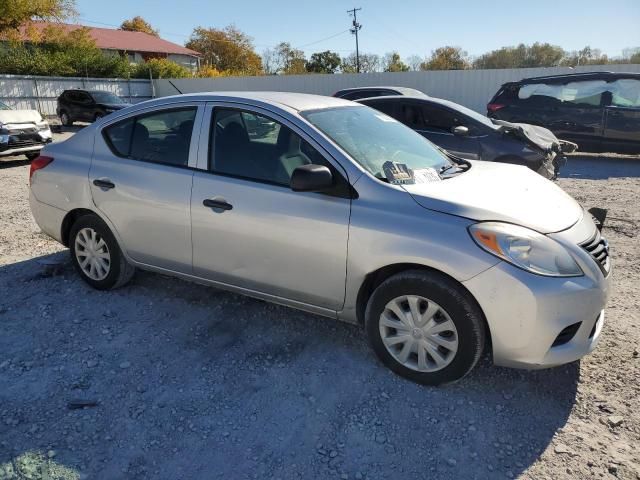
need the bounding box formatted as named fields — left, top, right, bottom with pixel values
left=93, top=179, right=115, bottom=189
left=203, top=198, right=233, bottom=211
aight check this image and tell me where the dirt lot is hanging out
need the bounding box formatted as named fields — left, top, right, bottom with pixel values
left=0, top=149, right=639, bottom=480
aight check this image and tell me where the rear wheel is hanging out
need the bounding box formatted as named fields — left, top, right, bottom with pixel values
left=60, top=111, right=72, bottom=126
left=69, top=214, right=134, bottom=290
left=365, top=270, right=485, bottom=386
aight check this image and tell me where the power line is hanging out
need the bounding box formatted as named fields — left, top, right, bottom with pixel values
left=347, top=8, right=362, bottom=73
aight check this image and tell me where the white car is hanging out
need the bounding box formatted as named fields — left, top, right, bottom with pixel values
left=0, top=101, right=53, bottom=160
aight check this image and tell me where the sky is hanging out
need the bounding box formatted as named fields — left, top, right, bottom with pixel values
left=75, top=0, right=640, bottom=60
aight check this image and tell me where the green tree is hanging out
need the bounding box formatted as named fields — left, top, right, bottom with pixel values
left=306, top=50, right=341, bottom=74
left=186, top=25, right=262, bottom=76
left=131, top=58, right=190, bottom=78
left=420, top=46, right=468, bottom=70
left=383, top=52, right=409, bottom=72
left=564, top=46, right=609, bottom=66
left=473, top=43, right=565, bottom=69
left=341, top=52, right=380, bottom=73
left=262, top=42, right=306, bottom=75
left=0, top=0, right=75, bottom=35
left=120, top=16, right=159, bottom=37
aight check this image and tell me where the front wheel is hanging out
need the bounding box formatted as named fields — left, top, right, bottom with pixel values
left=365, top=270, right=486, bottom=386
left=69, top=214, right=135, bottom=290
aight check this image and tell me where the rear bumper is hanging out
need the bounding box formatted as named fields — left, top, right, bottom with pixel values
left=29, top=193, right=65, bottom=243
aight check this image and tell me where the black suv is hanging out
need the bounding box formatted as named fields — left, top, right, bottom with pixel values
left=56, top=90, right=130, bottom=126
left=487, top=71, right=640, bottom=154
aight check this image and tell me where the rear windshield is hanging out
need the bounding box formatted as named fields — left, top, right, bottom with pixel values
left=90, top=92, right=124, bottom=104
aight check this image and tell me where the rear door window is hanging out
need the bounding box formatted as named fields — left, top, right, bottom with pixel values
left=103, top=107, right=197, bottom=166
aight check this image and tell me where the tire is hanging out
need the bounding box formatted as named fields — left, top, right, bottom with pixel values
left=69, top=214, right=135, bottom=290
left=60, top=111, right=72, bottom=126
left=365, top=270, right=485, bottom=386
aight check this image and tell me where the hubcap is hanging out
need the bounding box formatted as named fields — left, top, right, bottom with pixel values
left=75, top=227, right=111, bottom=281
left=379, top=295, right=459, bottom=372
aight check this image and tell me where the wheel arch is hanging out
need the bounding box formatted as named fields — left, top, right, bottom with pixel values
left=355, top=263, right=492, bottom=348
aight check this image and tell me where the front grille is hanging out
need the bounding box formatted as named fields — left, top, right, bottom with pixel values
left=552, top=322, right=582, bottom=347
left=581, top=229, right=610, bottom=275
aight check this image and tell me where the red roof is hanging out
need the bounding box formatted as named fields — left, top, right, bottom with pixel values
left=17, top=22, right=200, bottom=57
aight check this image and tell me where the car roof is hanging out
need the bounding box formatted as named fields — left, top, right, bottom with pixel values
left=336, top=86, right=425, bottom=95
left=134, top=91, right=356, bottom=113
left=358, top=94, right=455, bottom=109
left=502, top=71, right=640, bottom=86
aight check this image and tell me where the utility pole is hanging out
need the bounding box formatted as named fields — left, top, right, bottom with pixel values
left=347, top=7, right=362, bottom=73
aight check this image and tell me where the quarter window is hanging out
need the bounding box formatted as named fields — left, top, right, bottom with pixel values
left=610, top=79, right=640, bottom=107
left=103, top=107, right=196, bottom=166
left=210, top=108, right=328, bottom=186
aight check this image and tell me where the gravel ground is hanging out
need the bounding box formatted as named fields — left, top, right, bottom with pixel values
left=0, top=145, right=639, bottom=480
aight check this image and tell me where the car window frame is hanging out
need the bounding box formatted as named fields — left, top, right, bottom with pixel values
left=100, top=103, right=204, bottom=170
left=198, top=102, right=355, bottom=198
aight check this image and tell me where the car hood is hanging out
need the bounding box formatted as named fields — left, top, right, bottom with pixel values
left=402, top=161, right=582, bottom=234
left=0, top=109, right=43, bottom=125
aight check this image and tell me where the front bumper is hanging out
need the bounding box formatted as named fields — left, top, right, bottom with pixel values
left=0, top=128, right=52, bottom=157
left=463, top=217, right=611, bottom=369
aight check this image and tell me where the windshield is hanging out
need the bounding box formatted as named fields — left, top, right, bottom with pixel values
left=302, top=106, right=451, bottom=181
left=0, top=101, right=10, bottom=110
left=90, top=92, right=123, bottom=104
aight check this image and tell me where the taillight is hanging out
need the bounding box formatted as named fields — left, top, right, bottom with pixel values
left=487, top=103, right=506, bottom=113
left=29, top=155, right=53, bottom=185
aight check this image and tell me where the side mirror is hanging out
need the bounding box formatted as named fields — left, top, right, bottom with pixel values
left=290, top=164, right=333, bottom=192
left=452, top=125, right=469, bottom=136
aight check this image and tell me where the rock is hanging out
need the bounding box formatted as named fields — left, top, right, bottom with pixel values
left=554, top=444, right=572, bottom=455
left=86, top=360, right=98, bottom=368
left=47, top=450, right=56, bottom=458
left=447, top=458, right=457, bottom=467
left=329, top=450, right=338, bottom=458
left=608, top=416, right=624, bottom=427
left=119, top=361, right=131, bottom=369
left=68, top=399, right=99, bottom=410
left=375, top=433, right=386, bottom=444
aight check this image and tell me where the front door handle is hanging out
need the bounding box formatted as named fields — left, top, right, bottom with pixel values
left=203, top=198, right=233, bottom=211
left=93, top=179, right=115, bottom=189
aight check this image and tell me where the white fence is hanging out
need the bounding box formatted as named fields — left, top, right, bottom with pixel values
left=155, top=64, right=640, bottom=113
left=0, top=75, right=153, bottom=117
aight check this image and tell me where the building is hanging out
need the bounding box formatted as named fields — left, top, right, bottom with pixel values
left=14, top=23, right=201, bottom=72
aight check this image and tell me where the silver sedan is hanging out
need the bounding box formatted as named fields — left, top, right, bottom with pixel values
left=29, top=92, right=611, bottom=385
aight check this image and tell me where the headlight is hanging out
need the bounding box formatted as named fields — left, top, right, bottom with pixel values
left=0, top=134, right=8, bottom=144
left=37, top=122, right=50, bottom=131
left=468, top=222, right=583, bottom=277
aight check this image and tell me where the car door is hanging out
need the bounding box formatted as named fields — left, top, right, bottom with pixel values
left=75, top=92, right=95, bottom=122
left=89, top=103, right=203, bottom=273
left=603, top=78, right=640, bottom=152
left=400, top=101, right=481, bottom=159
left=190, top=103, right=351, bottom=311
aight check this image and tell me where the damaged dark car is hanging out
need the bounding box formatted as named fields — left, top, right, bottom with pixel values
left=358, top=95, right=576, bottom=179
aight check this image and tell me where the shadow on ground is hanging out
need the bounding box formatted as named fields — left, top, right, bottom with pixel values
left=561, top=154, right=640, bottom=180
left=0, top=252, right=578, bottom=479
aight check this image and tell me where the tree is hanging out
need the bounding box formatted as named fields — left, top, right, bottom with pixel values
left=306, top=50, right=341, bottom=74
left=131, top=58, right=190, bottom=78
left=383, top=52, right=409, bottom=72
left=420, top=46, right=468, bottom=70
left=564, top=46, right=608, bottom=66
left=186, top=25, right=262, bottom=76
left=120, top=16, right=159, bottom=37
left=406, top=55, right=423, bottom=71
left=341, top=52, right=380, bottom=73
left=262, top=42, right=306, bottom=75
left=0, top=0, right=76, bottom=35
left=473, top=43, right=565, bottom=69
